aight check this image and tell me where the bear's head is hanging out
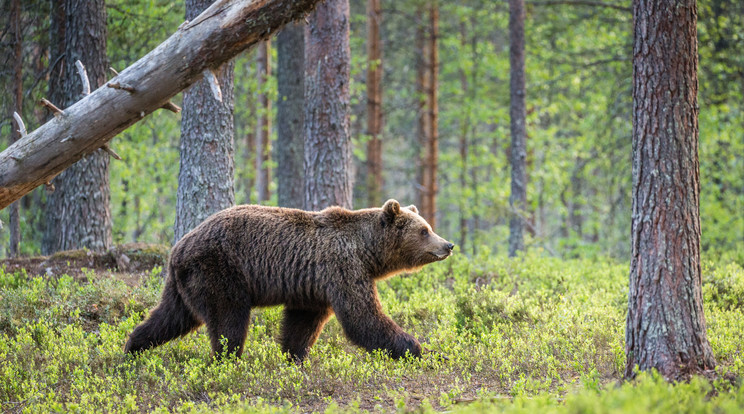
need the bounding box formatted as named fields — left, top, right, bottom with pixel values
left=378, top=199, right=454, bottom=276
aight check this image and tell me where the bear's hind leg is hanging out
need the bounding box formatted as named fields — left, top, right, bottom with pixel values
left=206, top=306, right=252, bottom=359
left=280, top=307, right=333, bottom=363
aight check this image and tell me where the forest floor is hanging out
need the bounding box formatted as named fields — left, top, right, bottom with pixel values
left=1, top=247, right=744, bottom=413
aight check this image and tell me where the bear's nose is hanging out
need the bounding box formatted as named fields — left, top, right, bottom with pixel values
left=446, top=242, right=455, bottom=251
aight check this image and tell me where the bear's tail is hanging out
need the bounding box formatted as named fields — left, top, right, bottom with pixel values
left=125, top=269, right=201, bottom=354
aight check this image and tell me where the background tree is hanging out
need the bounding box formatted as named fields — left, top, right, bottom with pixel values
left=6, top=0, right=22, bottom=257
left=42, top=0, right=112, bottom=254
left=625, top=0, right=716, bottom=380
left=304, top=0, right=353, bottom=210
left=276, top=22, right=305, bottom=209
left=508, top=0, right=527, bottom=257
left=173, top=0, right=236, bottom=242
left=365, top=0, right=383, bottom=208
left=255, top=40, right=271, bottom=203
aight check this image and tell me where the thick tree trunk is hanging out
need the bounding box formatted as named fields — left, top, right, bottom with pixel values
left=276, top=22, right=305, bottom=209
left=0, top=0, right=324, bottom=211
left=508, top=0, right=527, bottom=257
left=365, top=0, right=383, bottom=208
left=7, top=0, right=22, bottom=257
left=424, top=2, right=439, bottom=229
left=625, top=0, right=716, bottom=380
left=42, top=0, right=112, bottom=254
left=414, top=18, right=430, bottom=216
left=255, top=40, right=271, bottom=203
left=173, top=0, right=237, bottom=243
left=303, top=0, right=353, bottom=211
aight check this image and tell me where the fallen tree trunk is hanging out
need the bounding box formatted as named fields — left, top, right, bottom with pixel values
left=0, top=0, right=322, bottom=211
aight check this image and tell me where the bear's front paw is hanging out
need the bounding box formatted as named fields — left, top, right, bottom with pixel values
left=391, top=332, right=422, bottom=359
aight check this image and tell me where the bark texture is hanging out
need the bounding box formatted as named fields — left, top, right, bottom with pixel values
left=508, top=0, right=527, bottom=257
left=255, top=40, right=271, bottom=203
left=365, top=0, right=383, bottom=208
left=625, top=0, right=716, bottom=380
left=42, top=0, right=112, bottom=254
left=276, top=22, right=305, bottom=209
left=0, top=0, right=324, bottom=211
left=7, top=0, right=22, bottom=257
left=304, top=0, right=353, bottom=210
left=174, top=0, right=236, bottom=243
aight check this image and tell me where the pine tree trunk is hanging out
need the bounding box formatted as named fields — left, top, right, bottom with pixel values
left=174, top=0, right=236, bottom=242
left=424, top=2, right=439, bottom=229
left=414, top=18, right=430, bottom=216
left=365, top=0, right=383, bottom=208
left=276, top=23, right=305, bottom=209
left=508, top=0, right=527, bottom=257
left=7, top=0, right=22, bottom=257
left=625, top=0, right=716, bottom=381
left=42, top=0, right=112, bottom=254
left=255, top=40, right=272, bottom=203
left=303, top=0, right=353, bottom=211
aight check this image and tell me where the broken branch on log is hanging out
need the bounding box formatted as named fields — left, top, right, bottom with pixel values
left=161, top=101, right=182, bottom=113
left=107, top=81, right=136, bottom=93
left=75, top=60, right=91, bottom=96
left=40, top=98, right=64, bottom=116
left=101, top=143, right=122, bottom=160
left=12, top=112, right=26, bottom=137
left=0, top=0, right=324, bottom=210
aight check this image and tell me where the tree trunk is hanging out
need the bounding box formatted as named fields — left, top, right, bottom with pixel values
left=424, top=2, right=439, bottom=229
left=625, top=0, right=716, bottom=381
left=42, top=0, right=112, bottom=254
left=276, top=22, right=305, bottom=209
left=508, top=0, right=527, bottom=257
left=303, top=0, right=353, bottom=211
left=0, top=0, right=324, bottom=211
left=365, top=0, right=383, bottom=208
left=174, top=0, right=236, bottom=243
left=458, top=20, right=469, bottom=254
left=414, top=17, right=430, bottom=216
left=255, top=40, right=271, bottom=203
left=7, top=0, right=22, bottom=257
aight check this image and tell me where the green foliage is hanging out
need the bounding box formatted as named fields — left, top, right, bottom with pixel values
left=1, top=255, right=743, bottom=412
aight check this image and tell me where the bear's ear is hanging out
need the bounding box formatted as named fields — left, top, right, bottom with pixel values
left=405, top=205, right=419, bottom=215
left=382, top=199, right=401, bottom=222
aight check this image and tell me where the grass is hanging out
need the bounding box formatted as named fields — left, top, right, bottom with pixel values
left=1, top=251, right=743, bottom=412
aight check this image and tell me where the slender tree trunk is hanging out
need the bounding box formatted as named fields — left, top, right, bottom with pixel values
left=508, top=0, right=527, bottom=257
left=625, top=0, right=716, bottom=380
left=174, top=0, right=236, bottom=242
left=42, top=0, right=112, bottom=254
left=424, top=2, right=439, bottom=228
left=414, top=17, right=430, bottom=215
left=255, top=40, right=271, bottom=203
left=7, top=0, right=22, bottom=257
left=276, top=22, right=305, bottom=209
left=458, top=20, right=469, bottom=254
left=304, top=0, right=353, bottom=211
left=365, top=0, right=383, bottom=208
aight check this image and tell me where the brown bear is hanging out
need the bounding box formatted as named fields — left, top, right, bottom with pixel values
left=124, top=199, right=454, bottom=361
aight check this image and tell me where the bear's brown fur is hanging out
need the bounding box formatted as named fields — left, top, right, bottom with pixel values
left=124, top=199, right=454, bottom=361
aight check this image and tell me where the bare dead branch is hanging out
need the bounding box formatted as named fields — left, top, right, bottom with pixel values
left=101, top=144, right=122, bottom=160
left=109, top=67, right=120, bottom=76
left=203, top=69, right=223, bottom=102
left=107, top=81, right=136, bottom=93
left=161, top=101, right=182, bottom=113
left=40, top=98, right=64, bottom=116
left=75, top=60, right=91, bottom=95
left=12, top=112, right=27, bottom=137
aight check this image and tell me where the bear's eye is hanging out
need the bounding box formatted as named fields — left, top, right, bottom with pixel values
left=420, top=228, right=429, bottom=237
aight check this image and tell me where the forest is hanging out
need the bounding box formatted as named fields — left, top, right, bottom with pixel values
left=1, top=0, right=744, bottom=412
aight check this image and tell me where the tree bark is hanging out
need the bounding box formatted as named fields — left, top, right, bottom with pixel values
left=7, top=0, right=22, bottom=257
left=625, top=0, right=716, bottom=380
left=414, top=16, right=430, bottom=216
left=303, top=0, right=353, bottom=211
left=173, top=0, right=237, bottom=243
left=508, top=0, right=527, bottom=257
left=424, top=2, right=439, bottom=229
left=365, top=0, right=383, bottom=208
left=255, top=40, right=271, bottom=203
left=42, top=0, right=112, bottom=254
left=0, top=0, right=324, bottom=211
left=276, top=22, right=305, bottom=209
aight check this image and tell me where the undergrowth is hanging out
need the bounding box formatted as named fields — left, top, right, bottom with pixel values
left=1, top=252, right=743, bottom=412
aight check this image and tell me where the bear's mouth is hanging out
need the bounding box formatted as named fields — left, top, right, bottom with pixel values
left=429, top=251, right=451, bottom=260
